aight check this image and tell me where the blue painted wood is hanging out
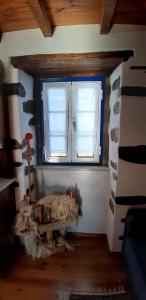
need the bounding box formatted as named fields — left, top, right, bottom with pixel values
left=38, top=76, right=105, bottom=165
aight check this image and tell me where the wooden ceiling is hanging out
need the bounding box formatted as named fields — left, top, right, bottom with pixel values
left=11, top=51, right=133, bottom=78
left=0, top=0, right=146, bottom=37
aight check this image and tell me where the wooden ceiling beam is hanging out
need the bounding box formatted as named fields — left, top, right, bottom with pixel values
left=27, top=0, right=53, bottom=37
left=100, top=0, right=117, bottom=34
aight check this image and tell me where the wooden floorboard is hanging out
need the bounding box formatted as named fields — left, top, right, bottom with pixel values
left=0, top=236, right=131, bottom=300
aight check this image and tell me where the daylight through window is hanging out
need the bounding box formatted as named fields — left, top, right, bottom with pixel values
left=42, top=80, right=103, bottom=163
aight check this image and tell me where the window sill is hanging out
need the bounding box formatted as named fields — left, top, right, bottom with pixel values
left=36, top=165, right=109, bottom=172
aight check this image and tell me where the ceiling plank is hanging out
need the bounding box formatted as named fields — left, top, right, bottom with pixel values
left=100, top=0, right=118, bottom=34
left=27, top=0, right=53, bottom=37
left=0, top=0, right=146, bottom=33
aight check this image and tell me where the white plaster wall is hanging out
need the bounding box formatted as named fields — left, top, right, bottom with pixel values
left=109, top=64, right=123, bottom=196
left=36, top=166, right=110, bottom=234
left=120, top=97, right=146, bottom=147
left=108, top=55, right=146, bottom=251
left=0, top=24, right=146, bottom=81
left=0, top=24, right=146, bottom=234
left=107, top=207, right=115, bottom=250
left=116, top=58, right=146, bottom=198
left=122, top=56, right=146, bottom=86
left=117, top=160, right=146, bottom=196
left=112, top=205, right=129, bottom=252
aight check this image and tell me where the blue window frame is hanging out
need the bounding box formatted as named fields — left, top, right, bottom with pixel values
left=37, top=76, right=105, bottom=165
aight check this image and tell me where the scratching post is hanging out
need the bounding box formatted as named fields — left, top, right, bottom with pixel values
left=25, top=132, right=33, bottom=204
left=7, top=67, right=25, bottom=208
left=15, top=191, right=79, bottom=259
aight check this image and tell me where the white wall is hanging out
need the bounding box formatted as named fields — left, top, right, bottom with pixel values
left=36, top=166, right=110, bottom=234
left=0, top=24, right=146, bottom=81
left=107, top=56, right=146, bottom=251
left=1, top=24, right=146, bottom=233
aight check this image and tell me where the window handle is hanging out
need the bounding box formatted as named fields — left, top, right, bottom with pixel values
left=72, top=120, right=76, bottom=131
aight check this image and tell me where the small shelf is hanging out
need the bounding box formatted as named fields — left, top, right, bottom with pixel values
left=0, top=177, right=16, bottom=192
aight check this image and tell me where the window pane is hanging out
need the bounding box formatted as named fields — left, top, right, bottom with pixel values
left=49, top=152, right=66, bottom=157
left=76, top=136, right=96, bottom=151
left=77, top=88, right=97, bottom=111
left=77, top=112, right=95, bottom=132
left=77, top=152, right=94, bottom=158
left=48, top=136, right=67, bottom=152
left=48, top=112, right=66, bottom=132
left=47, top=88, right=67, bottom=111
left=43, top=81, right=102, bottom=163
left=72, top=82, right=101, bottom=161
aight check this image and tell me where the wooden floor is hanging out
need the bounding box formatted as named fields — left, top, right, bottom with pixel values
left=0, top=236, right=131, bottom=300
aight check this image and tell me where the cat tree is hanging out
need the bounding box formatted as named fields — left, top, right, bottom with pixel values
left=15, top=133, right=80, bottom=259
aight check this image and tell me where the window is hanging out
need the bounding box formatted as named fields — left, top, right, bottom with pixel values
left=40, top=78, right=104, bottom=164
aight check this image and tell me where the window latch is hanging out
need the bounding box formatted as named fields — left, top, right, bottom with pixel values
left=72, top=120, right=76, bottom=131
